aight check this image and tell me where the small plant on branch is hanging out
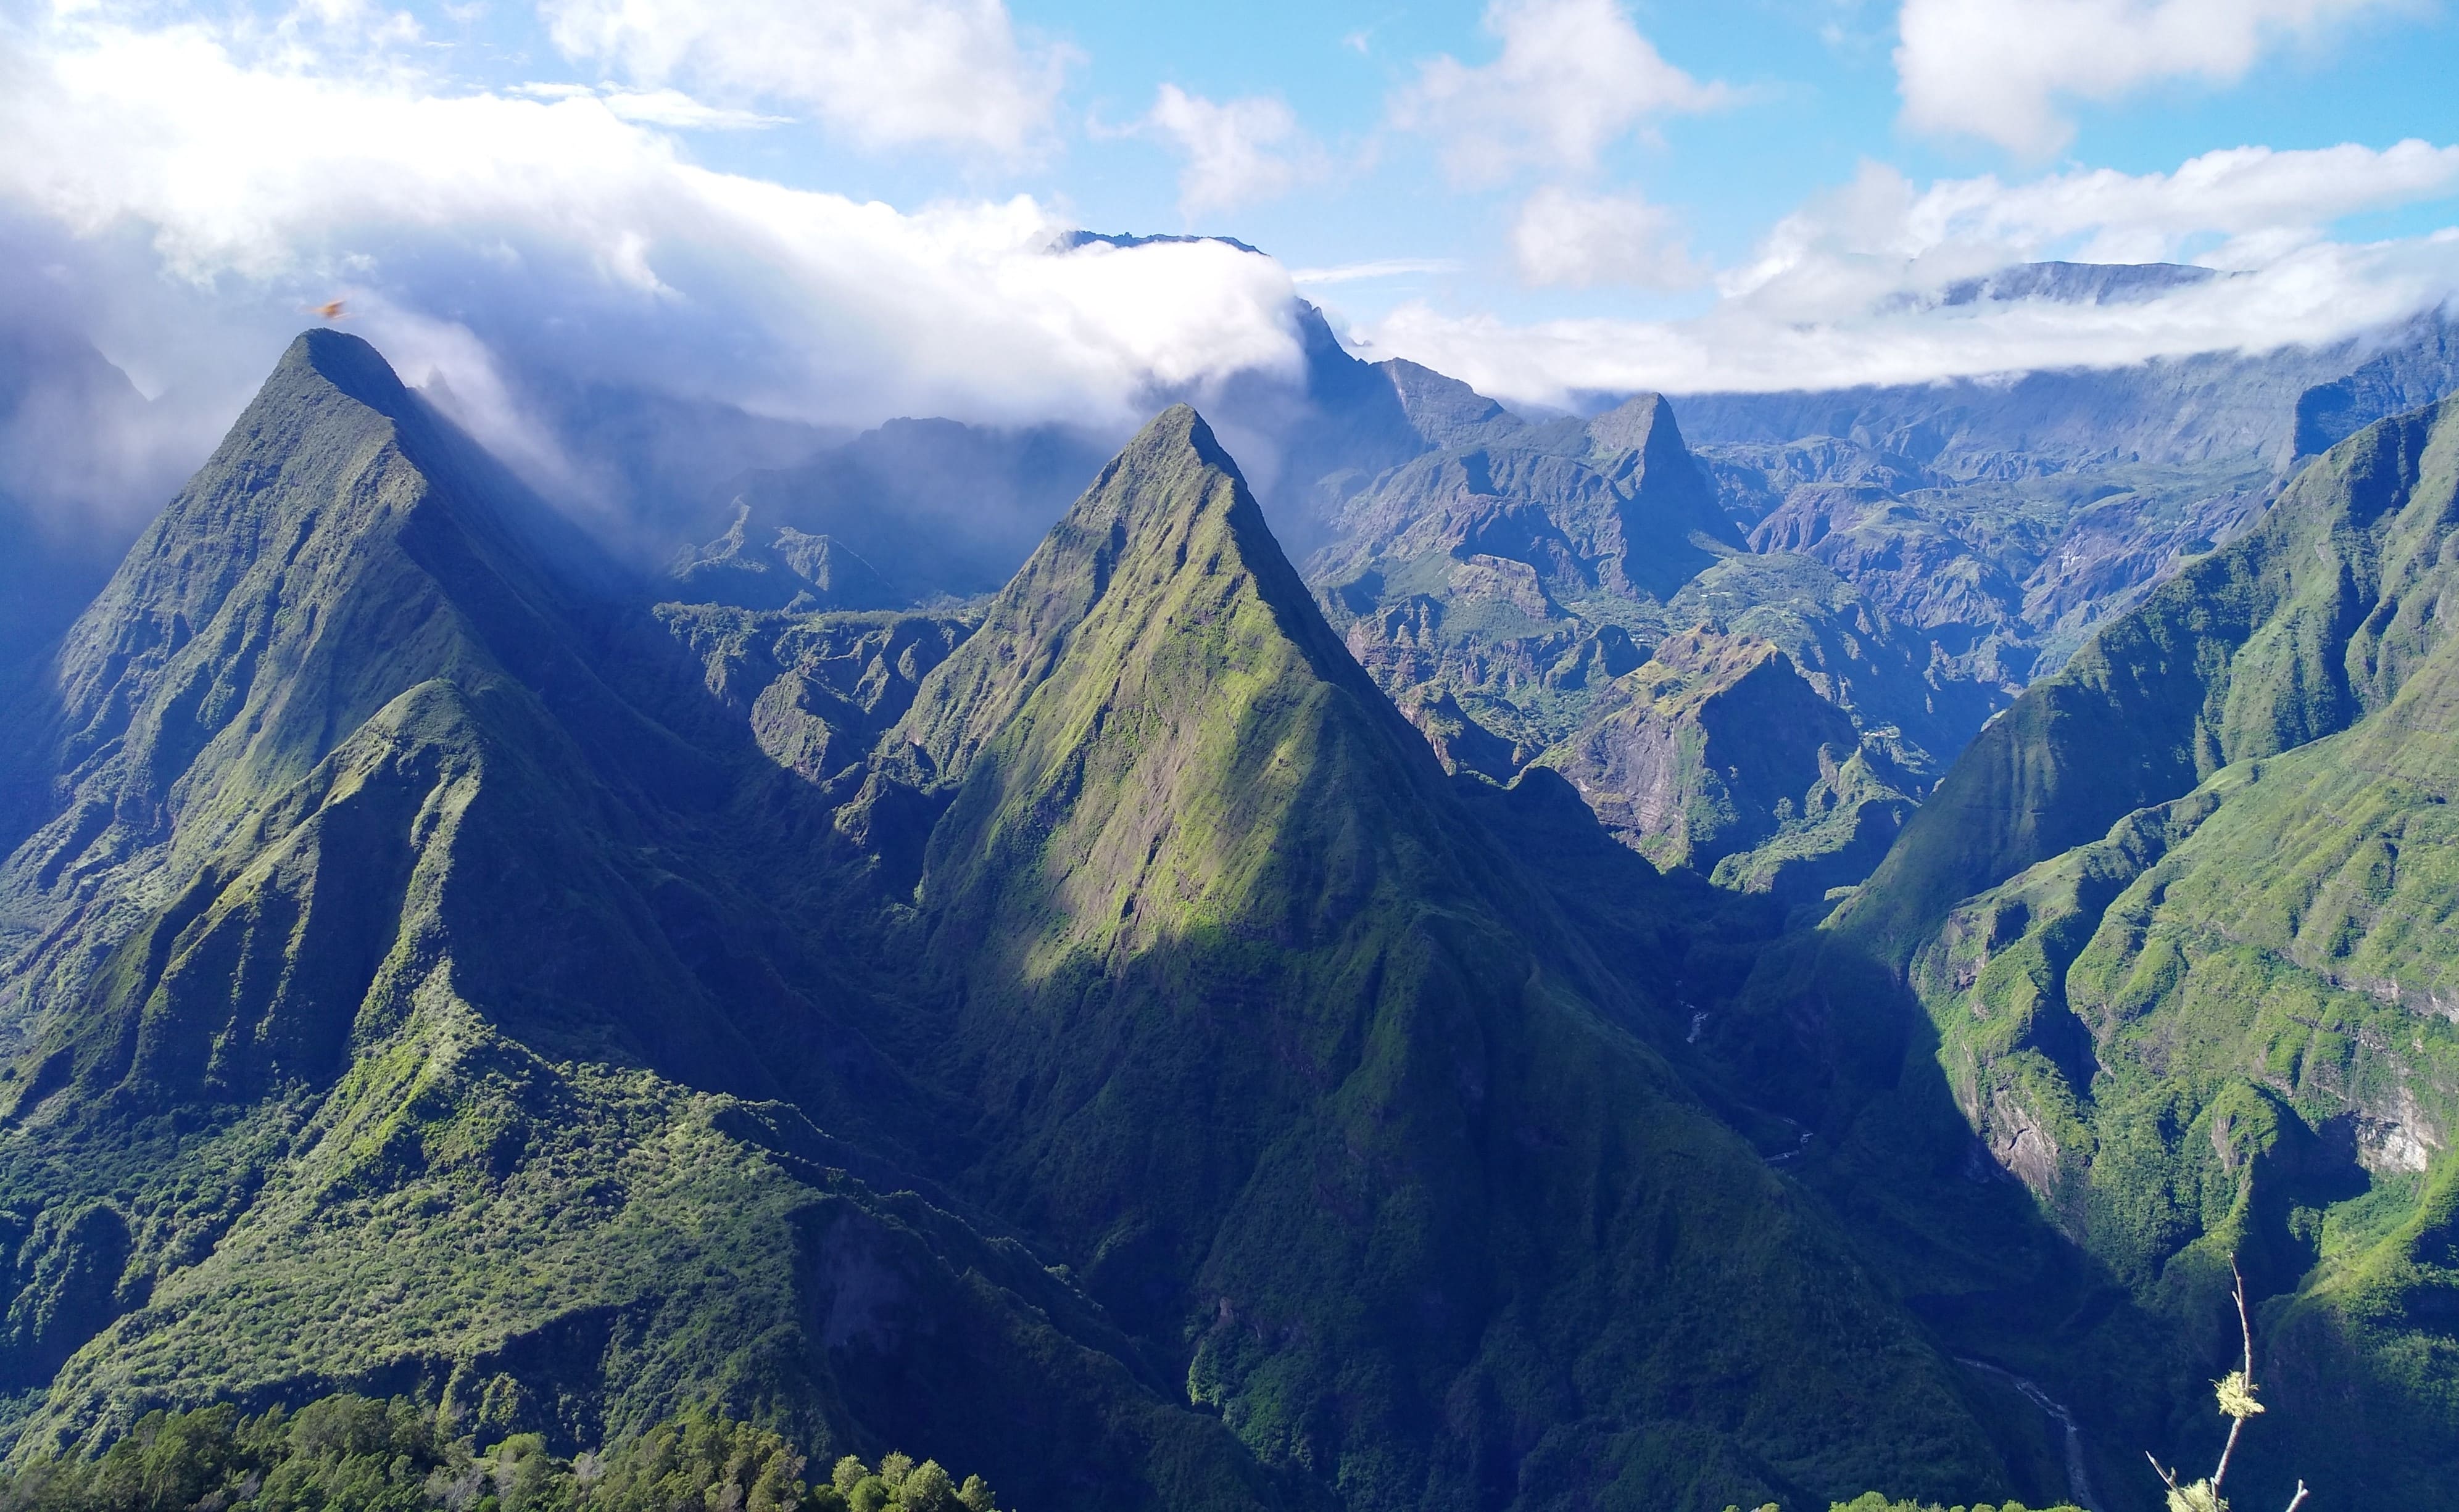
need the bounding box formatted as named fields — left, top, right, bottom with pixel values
left=2144, top=1262, right=2309, bottom=1512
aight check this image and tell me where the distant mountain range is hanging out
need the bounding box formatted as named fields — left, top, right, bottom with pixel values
left=653, top=270, right=2459, bottom=907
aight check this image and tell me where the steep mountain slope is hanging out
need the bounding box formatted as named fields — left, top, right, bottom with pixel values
left=1842, top=395, right=2459, bottom=956
left=0, top=332, right=2112, bottom=1512
left=2289, top=309, right=2459, bottom=461
left=850, top=406, right=2018, bottom=1512
left=0, top=333, right=1306, bottom=1512
left=0, top=323, right=175, bottom=713
left=1811, top=396, right=2459, bottom=1508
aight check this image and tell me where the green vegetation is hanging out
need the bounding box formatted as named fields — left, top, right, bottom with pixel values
left=6, top=328, right=2449, bottom=1512
left=0, top=336, right=1301, bottom=1512
left=1775, top=395, right=2459, bottom=1507
left=0, top=1394, right=998, bottom=1512
left=862, top=405, right=2023, bottom=1509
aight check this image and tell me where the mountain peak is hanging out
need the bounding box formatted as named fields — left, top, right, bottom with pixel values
left=269, top=327, right=420, bottom=421
left=1585, top=389, right=1684, bottom=460
left=887, top=402, right=1370, bottom=788
left=1377, top=358, right=1525, bottom=450
left=1122, top=400, right=1225, bottom=470
left=876, top=399, right=2001, bottom=1512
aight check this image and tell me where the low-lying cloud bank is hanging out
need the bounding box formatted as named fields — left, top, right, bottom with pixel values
left=0, top=7, right=1301, bottom=529
left=2, top=4, right=2456, bottom=530
left=1370, top=228, right=2459, bottom=410
left=1363, top=145, right=2459, bottom=408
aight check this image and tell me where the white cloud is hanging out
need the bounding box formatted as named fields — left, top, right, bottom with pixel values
left=1511, top=186, right=1701, bottom=289
left=512, top=82, right=787, bottom=130
left=1389, top=0, right=1727, bottom=186
left=1143, top=85, right=1311, bottom=220
left=1358, top=142, right=2459, bottom=405
left=1724, top=143, right=2459, bottom=310
left=1370, top=235, right=2459, bottom=405
left=1288, top=259, right=1464, bottom=286
left=1897, top=0, right=2408, bottom=155
left=0, top=13, right=1305, bottom=513
left=538, top=0, right=1073, bottom=156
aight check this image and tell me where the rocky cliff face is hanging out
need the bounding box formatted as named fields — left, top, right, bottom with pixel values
left=1538, top=629, right=1914, bottom=906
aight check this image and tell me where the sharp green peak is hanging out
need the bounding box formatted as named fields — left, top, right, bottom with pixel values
left=869, top=394, right=2012, bottom=1511
left=890, top=402, right=1382, bottom=788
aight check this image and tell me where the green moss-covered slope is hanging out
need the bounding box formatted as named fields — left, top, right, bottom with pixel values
left=859, top=406, right=2013, bottom=1512
left=1811, top=395, right=2459, bottom=1508
left=0, top=334, right=1302, bottom=1512
left=1840, top=397, right=2459, bottom=957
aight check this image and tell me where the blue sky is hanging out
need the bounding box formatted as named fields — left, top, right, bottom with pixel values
left=2, top=0, right=2456, bottom=465
left=377, top=0, right=2459, bottom=329
left=1035, top=0, right=2456, bottom=322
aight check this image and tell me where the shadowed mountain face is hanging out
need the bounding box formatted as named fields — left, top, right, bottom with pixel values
left=1799, top=395, right=2459, bottom=1509
left=681, top=417, right=1118, bottom=609
left=845, top=405, right=2015, bottom=1511
left=0, top=337, right=2054, bottom=1512
left=0, top=324, right=178, bottom=697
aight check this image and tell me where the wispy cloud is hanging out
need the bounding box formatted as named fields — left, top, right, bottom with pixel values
left=1366, top=142, right=2459, bottom=404
left=1288, top=258, right=1463, bottom=286
left=538, top=0, right=1076, bottom=157
left=1897, top=0, right=2409, bottom=155
left=1372, top=234, right=2459, bottom=405
left=512, top=83, right=788, bottom=130
left=1141, top=85, right=1319, bottom=220
left=1511, top=186, right=1702, bottom=289
left=1388, top=0, right=1728, bottom=186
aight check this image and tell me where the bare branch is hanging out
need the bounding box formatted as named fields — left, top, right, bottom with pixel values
left=2215, top=1260, right=2257, bottom=1493
left=2147, top=1450, right=2180, bottom=1490
left=2213, top=1417, right=2246, bottom=1495
left=2284, top=1479, right=2310, bottom=1511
